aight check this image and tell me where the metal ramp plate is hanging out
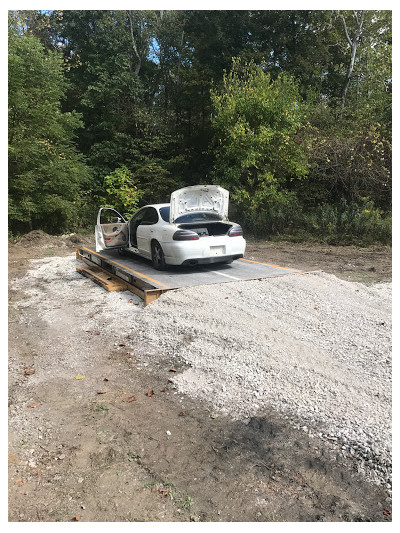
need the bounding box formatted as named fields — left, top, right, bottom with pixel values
left=76, top=246, right=303, bottom=304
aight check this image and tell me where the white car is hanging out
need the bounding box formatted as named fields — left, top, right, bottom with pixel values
left=95, top=185, right=246, bottom=270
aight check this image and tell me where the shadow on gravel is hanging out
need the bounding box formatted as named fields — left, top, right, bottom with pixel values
left=215, top=414, right=391, bottom=522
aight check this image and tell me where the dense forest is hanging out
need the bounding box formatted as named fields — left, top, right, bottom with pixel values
left=8, top=10, right=392, bottom=244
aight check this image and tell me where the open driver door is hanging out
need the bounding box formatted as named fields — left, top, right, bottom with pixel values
left=95, top=207, right=129, bottom=252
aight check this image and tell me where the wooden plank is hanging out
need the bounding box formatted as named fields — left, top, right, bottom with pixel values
left=77, top=266, right=127, bottom=292
left=76, top=249, right=168, bottom=305
left=144, top=289, right=167, bottom=306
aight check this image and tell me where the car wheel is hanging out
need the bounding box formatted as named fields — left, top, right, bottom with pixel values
left=151, top=241, right=167, bottom=270
left=118, top=248, right=127, bottom=256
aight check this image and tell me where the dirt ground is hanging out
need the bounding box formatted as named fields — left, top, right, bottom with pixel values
left=245, top=239, right=392, bottom=285
left=8, top=231, right=392, bottom=523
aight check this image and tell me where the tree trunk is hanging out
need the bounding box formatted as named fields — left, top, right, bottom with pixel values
left=340, top=11, right=365, bottom=118
left=127, top=10, right=142, bottom=76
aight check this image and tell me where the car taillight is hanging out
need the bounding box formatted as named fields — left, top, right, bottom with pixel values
left=173, top=229, right=199, bottom=241
left=228, top=225, right=243, bottom=237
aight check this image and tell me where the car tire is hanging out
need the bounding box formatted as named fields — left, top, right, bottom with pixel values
left=118, top=248, right=127, bottom=257
left=151, top=241, right=167, bottom=270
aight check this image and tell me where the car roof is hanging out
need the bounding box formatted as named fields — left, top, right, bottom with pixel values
left=138, top=203, right=170, bottom=209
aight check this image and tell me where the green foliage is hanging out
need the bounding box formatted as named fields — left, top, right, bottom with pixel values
left=8, top=28, right=91, bottom=234
left=230, top=192, right=301, bottom=235
left=133, top=163, right=183, bottom=205
left=8, top=10, right=391, bottom=244
left=299, top=104, right=392, bottom=210
left=100, top=166, right=142, bottom=219
left=210, top=58, right=308, bottom=212
left=309, top=200, right=391, bottom=245
left=243, top=199, right=391, bottom=246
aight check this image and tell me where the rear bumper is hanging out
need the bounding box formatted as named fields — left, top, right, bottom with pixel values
left=181, top=254, right=243, bottom=266
left=162, top=236, right=246, bottom=265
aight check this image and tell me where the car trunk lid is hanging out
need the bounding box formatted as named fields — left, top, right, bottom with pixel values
left=169, top=185, right=229, bottom=223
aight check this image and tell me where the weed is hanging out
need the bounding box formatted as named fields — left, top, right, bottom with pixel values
left=177, top=495, right=194, bottom=510
left=166, top=488, right=176, bottom=501
left=97, top=403, right=110, bottom=412
left=162, top=478, right=175, bottom=490
left=127, top=453, right=141, bottom=463
left=8, top=232, right=19, bottom=243
left=142, top=475, right=194, bottom=511
left=143, top=480, right=158, bottom=490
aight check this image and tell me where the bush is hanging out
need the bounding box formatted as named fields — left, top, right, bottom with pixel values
left=99, top=166, right=142, bottom=219
left=236, top=198, right=391, bottom=246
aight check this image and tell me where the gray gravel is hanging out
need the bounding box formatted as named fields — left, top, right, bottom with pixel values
left=12, top=255, right=392, bottom=486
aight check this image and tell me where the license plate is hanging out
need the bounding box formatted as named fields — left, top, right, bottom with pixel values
left=210, top=246, right=225, bottom=256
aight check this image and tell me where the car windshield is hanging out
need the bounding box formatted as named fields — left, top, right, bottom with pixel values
left=159, top=206, right=221, bottom=223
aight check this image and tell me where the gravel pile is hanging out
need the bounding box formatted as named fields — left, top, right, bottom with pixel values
left=12, top=256, right=392, bottom=486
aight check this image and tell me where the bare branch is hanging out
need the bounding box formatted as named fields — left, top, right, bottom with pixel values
left=341, top=15, right=352, bottom=47
left=359, top=10, right=365, bottom=31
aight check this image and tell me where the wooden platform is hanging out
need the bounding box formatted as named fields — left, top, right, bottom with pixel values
left=76, top=249, right=169, bottom=305
left=76, top=246, right=306, bottom=306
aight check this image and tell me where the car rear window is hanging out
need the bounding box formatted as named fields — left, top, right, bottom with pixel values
left=159, top=206, right=170, bottom=222
left=175, top=212, right=222, bottom=223
left=159, top=206, right=222, bottom=223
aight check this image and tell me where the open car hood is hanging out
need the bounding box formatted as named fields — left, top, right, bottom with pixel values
left=170, top=185, right=229, bottom=223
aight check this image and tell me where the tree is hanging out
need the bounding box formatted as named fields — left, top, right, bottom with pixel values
left=55, top=10, right=186, bottom=188
left=9, top=9, right=391, bottom=240
left=8, top=24, right=90, bottom=233
left=210, top=59, right=308, bottom=211
left=8, top=9, right=63, bottom=50
left=338, top=10, right=365, bottom=117
left=245, top=11, right=336, bottom=97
